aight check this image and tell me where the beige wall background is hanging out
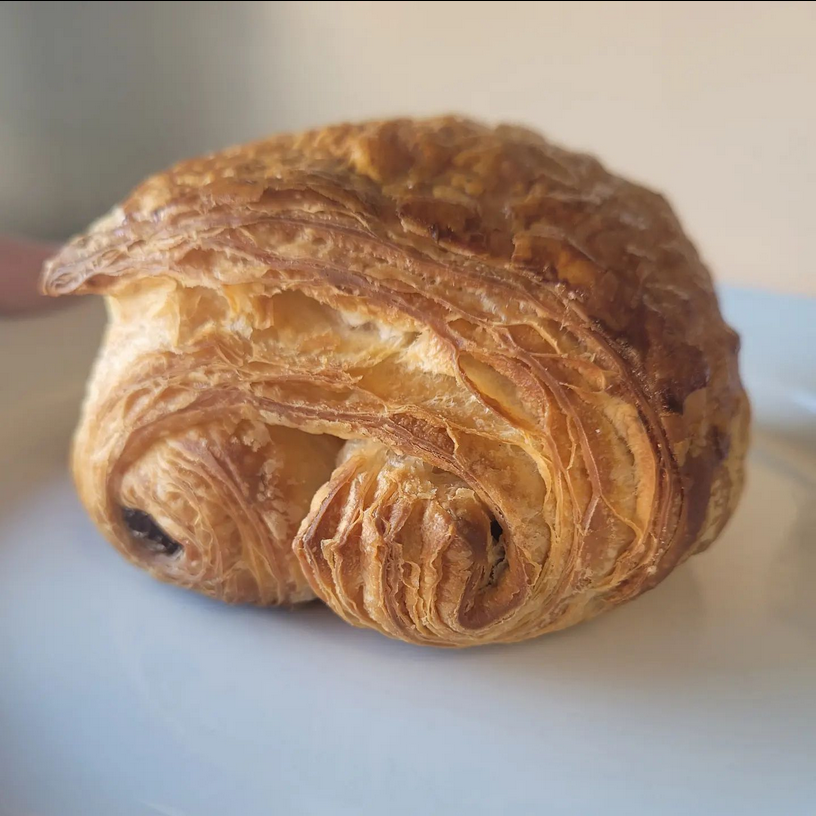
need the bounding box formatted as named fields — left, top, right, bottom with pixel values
left=1, top=0, right=813, bottom=294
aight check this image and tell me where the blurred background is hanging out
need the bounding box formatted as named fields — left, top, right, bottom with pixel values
left=0, top=0, right=813, bottom=294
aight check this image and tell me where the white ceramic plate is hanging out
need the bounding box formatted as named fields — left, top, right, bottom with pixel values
left=1, top=288, right=814, bottom=816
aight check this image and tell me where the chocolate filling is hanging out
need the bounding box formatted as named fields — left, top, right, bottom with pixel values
left=121, top=508, right=183, bottom=556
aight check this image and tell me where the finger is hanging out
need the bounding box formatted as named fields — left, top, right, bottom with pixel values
left=0, top=236, right=61, bottom=315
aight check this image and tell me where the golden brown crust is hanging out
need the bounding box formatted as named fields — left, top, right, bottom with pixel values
left=41, top=116, right=749, bottom=646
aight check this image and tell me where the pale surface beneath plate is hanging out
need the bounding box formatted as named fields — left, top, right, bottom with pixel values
left=1, top=289, right=814, bottom=816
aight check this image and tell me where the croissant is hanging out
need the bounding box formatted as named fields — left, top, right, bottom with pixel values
left=41, top=117, right=749, bottom=647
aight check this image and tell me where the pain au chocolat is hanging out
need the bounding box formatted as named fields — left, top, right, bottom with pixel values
left=41, top=117, right=749, bottom=647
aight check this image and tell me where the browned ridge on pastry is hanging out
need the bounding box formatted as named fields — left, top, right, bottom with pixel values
left=41, top=116, right=749, bottom=647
